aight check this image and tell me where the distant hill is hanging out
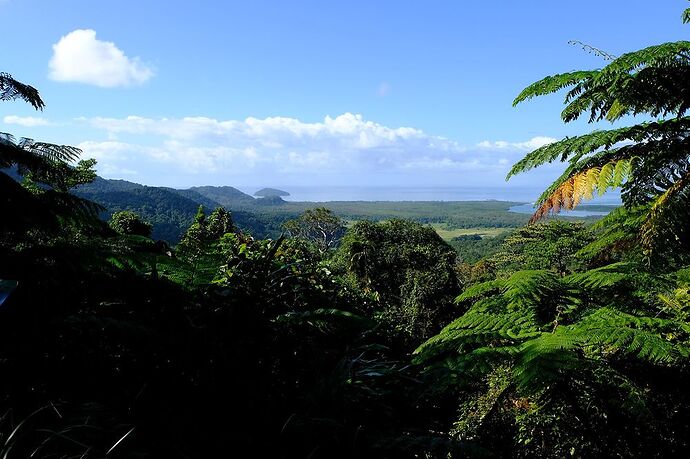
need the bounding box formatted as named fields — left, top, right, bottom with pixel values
left=162, top=187, right=224, bottom=209
left=254, top=187, right=290, bottom=197
left=75, top=180, right=215, bottom=242
left=72, top=179, right=283, bottom=243
left=189, top=186, right=257, bottom=208
left=255, top=195, right=287, bottom=206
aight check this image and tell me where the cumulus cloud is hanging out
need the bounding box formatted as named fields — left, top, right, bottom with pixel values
left=476, top=136, right=557, bottom=150
left=49, top=29, right=154, bottom=87
left=76, top=112, right=555, bottom=185
left=3, top=115, right=51, bottom=127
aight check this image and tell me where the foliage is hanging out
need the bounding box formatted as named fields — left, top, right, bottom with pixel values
left=109, top=210, right=152, bottom=237
left=282, top=207, right=346, bottom=253
left=449, top=232, right=509, bottom=264
left=418, top=10, right=690, bottom=456
left=509, top=27, right=690, bottom=259
left=488, top=221, right=594, bottom=275
left=0, top=72, right=44, bottom=109
left=415, top=262, right=690, bottom=456
left=334, top=219, right=461, bottom=346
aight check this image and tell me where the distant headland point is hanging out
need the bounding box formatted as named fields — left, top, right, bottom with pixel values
left=254, top=188, right=290, bottom=197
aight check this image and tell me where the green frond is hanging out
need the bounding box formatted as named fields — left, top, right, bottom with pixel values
left=574, top=308, right=684, bottom=363
left=601, top=41, right=690, bottom=75
left=564, top=263, right=632, bottom=290
left=575, top=229, right=629, bottom=260
left=605, top=98, right=626, bottom=121
left=507, top=118, right=690, bottom=179
left=503, top=270, right=561, bottom=309
left=513, top=71, right=599, bottom=106
left=684, top=8, right=690, bottom=24
left=640, top=168, right=690, bottom=256
left=23, top=140, right=82, bottom=163
left=597, top=162, right=615, bottom=195
left=513, top=331, right=579, bottom=392
left=456, top=279, right=505, bottom=303
left=413, top=306, right=540, bottom=362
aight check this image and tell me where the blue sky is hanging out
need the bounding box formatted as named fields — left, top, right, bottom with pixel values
left=1, top=0, right=688, bottom=190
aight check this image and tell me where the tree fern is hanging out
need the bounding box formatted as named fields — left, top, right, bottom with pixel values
left=418, top=266, right=689, bottom=390
left=509, top=23, right=690, bottom=259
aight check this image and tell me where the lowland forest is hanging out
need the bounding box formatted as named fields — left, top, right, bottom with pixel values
left=2, top=6, right=690, bottom=459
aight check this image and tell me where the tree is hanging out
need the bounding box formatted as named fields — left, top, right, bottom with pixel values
left=282, top=207, right=346, bottom=253
left=334, top=219, right=460, bottom=345
left=0, top=72, right=100, bottom=245
left=109, top=210, right=153, bottom=237
left=488, top=221, right=593, bottom=275
left=507, top=14, right=690, bottom=260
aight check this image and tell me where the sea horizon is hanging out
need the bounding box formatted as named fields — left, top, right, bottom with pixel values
left=235, top=185, right=623, bottom=206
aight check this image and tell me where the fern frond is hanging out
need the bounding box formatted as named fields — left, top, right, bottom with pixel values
left=573, top=308, right=685, bottom=363
left=601, top=41, right=690, bottom=75
left=507, top=118, right=690, bottom=179
left=513, top=71, right=599, bottom=106
left=0, top=72, right=44, bottom=110
left=503, top=270, right=561, bottom=309
left=513, top=331, right=579, bottom=392
left=640, top=168, right=690, bottom=256
left=564, top=263, right=632, bottom=290
left=456, top=279, right=505, bottom=303
left=530, top=158, right=632, bottom=222
left=413, top=305, right=540, bottom=362
left=22, top=140, right=82, bottom=163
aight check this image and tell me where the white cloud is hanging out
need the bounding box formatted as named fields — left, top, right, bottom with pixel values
left=477, top=136, right=557, bottom=150
left=76, top=112, right=556, bottom=185
left=49, top=29, right=154, bottom=87
left=2, top=115, right=51, bottom=127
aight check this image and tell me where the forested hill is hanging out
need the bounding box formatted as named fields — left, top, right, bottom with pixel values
left=74, top=178, right=268, bottom=242
left=188, top=185, right=258, bottom=207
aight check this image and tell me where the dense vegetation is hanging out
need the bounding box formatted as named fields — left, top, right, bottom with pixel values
left=75, top=176, right=537, bottom=242
left=1, top=8, right=690, bottom=458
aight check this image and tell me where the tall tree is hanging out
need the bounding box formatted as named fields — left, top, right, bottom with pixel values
left=282, top=207, right=346, bottom=253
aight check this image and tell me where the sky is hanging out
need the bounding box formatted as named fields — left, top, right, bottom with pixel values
left=1, top=0, right=688, bottom=191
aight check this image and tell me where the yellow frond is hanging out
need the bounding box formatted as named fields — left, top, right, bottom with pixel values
left=584, top=167, right=601, bottom=200
left=598, top=162, right=615, bottom=195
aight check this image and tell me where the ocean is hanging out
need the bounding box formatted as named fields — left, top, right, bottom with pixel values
left=240, top=185, right=622, bottom=206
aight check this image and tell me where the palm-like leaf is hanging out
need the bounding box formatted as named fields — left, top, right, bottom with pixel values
left=509, top=33, right=690, bottom=257
left=0, top=73, right=44, bottom=110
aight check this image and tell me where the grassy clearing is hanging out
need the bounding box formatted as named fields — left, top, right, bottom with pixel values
left=429, top=224, right=513, bottom=240
left=347, top=219, right=511, bottom=241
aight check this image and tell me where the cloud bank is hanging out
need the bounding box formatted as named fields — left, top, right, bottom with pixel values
left=76, top=112, right=556, bottom=186
left=3, top=115, right=51, bottom=127
left=49, top=29, right=154, bottom=87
